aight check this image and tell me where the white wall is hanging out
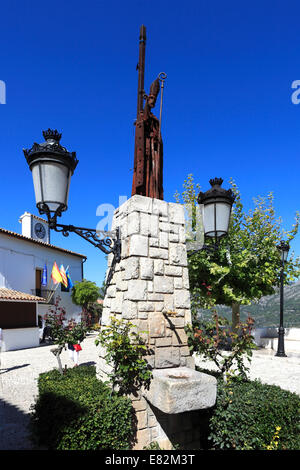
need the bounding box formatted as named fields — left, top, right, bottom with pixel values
left=1, top=327, right=40, bottom=352
left=0, top=233, right=84, bottom=322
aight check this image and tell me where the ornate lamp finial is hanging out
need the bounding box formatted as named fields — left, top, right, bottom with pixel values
left=42, top=129, right=62, bottom=142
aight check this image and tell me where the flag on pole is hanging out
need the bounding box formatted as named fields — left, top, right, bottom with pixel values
left=65, top=267, right=74, bottom=289
left=60, top=265, right=68, bottom=288
left=51, top=262, right=63, bottom=284
left=41, top=263, right=48, bottom=286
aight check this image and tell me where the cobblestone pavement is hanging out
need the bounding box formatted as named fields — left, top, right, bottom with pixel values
left=1, top=334, right=300, bottom=450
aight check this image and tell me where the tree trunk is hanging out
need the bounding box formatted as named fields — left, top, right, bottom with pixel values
left=51, top=346, right=64, bottom=376
left=232, top=302, right=240, bottom=330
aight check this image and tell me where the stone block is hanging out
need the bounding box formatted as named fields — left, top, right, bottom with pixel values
left=148, top=293, right=164, bottom=301
left=127, top=211, right=140, bottom=235
left=149, top=312, right=166, bottom=337
left=174, top=289, right=191, bottom=309
left=140, top=213, right=159, bottom=237
left=155, top=337, right=172, bottom=347
left=153, top=259, right=164, bottom=275
left=169, top=243, right=187, bottom=266
left=159, top=231, right=169, bottom=248
left=122, top=300, right=138, bottom=319
left=110, top=292, right=124, bottom=314
left=149, top=247, right=169, bottom=260
left=136, top=410, right=148, bottom=430
left=149, top=237, right=159, bottom=247
left=127, top=280, right=147, bottom=301
left=142, top=367, right=217, bottom=414
left=127, top=194, right=153, bottom=214
left=178, top=226, right=186, bottom=243
left=163, top=294, right=174, bottom=312
left=155, top=347, right=180, bottom=368
left=168, top=203, right=186, bottom=225
left=153, top=199, right=168, bottom=217
left=138, top=301, right=154, bottom=312
left=129, top=234, right=148, bottom=257
left=164, top=265, right=182, bottom=277
left=154, top=276, right=174, bottom=294
left=134, top=428, right=151, bottom=450
left=182, top=267, right=190, bottom=289
left=172, top=328, right=188, bottom=346
left=132, top=397, right=148, bottom=412
left=174, top=277, right=182, bottom=289
left=140, top=258, right=154, bottom=280
left=169, top=233, right=179, bottom=242
left=124, top=257, right=139, bottom=280
left=106, top=285, right=116, bottom=298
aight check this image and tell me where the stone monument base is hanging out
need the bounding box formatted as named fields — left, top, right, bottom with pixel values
left=97, top=195, right=217, bottom=449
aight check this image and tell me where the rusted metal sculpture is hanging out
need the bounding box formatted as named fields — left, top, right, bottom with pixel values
left=131, top=25, right=166, bottom=200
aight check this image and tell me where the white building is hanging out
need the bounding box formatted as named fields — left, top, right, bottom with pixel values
left=0, top=212, right=86, bottom=351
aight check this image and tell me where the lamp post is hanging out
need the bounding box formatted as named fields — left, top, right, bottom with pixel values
left=197, top=177, right=236, bottom=251
left=23, top=129, right=121, bottom=262
left=275, top=240, right=290, bottom=357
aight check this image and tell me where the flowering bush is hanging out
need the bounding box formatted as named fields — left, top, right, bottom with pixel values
left=95, top=316, right=152, bottom=395
left=185, top=311, right=256, bottom=379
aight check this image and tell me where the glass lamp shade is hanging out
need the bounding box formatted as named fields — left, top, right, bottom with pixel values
left=277, top=241, right=290, bottom=263
left=202, top=201, right=233, bottom=239
left=198, top=178, right=235, bottom=241
left=31, top=159, right=71, bottom=214
left=23, top=129, right=78, bottom=221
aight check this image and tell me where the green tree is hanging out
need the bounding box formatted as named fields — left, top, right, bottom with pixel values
left=175, top=175, right=300, bottom=328
left=71, top=279, right=101, bottom=325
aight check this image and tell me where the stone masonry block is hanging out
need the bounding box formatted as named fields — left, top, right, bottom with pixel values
left=127, top=211, right=140, bottom=235
left=126, top=194, right=153, bottom=214
left=169, top=243, right=187, bottom=266
left=129, top=234, right=148, bottom=257
left=168, top=203, right=186, bottom=225
left=154, top=276, right=174, bottom=294
left=154, top=259, right=164, bottom=275
left=174, top=289, right=191, bottom=309
left=140, top=258, right=154, bottom=280
left=164, top=265, right=182, bottom=277
left=159, top=231, right=169, bottom=248
left=122, top=300, right=138, bottom=319
left=127, top=280, right=147, bottom=301
left=152, top=199, right=168, bottom=217
left=124, top=257, right=139, bottom=280
left=149, top=247, right=169, bottom=260
left=149, top=312, right=166, bottom=337
left=140, top=213, right=159, bottom=237
left=155, top=347, right=180, bottom=368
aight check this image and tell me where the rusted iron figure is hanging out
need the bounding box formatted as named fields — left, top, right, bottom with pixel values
left=131, top=25, right=165, bottom=200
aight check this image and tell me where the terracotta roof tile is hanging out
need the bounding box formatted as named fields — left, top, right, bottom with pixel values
left=0, top=288, right=46, bottom=302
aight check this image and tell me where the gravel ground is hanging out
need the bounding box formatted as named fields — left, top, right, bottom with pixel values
left=1, top=334, right=300, bottom=450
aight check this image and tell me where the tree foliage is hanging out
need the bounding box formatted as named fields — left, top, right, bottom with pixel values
left=71, top=279, right=100, bottom=308
left=175, top=175, right=300, bottom=326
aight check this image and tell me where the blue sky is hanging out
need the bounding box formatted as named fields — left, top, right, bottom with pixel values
left=1, top=0, right=300, bottom=286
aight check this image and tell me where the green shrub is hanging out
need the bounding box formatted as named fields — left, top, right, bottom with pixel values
left=209, top=377, right=300, bottom=450
left=30, top=366, right=135, bottom=450
left=95, top=316, right=152, bottom=395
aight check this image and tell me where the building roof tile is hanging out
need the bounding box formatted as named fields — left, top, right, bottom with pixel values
left=0, top=288, right=46, bottom=302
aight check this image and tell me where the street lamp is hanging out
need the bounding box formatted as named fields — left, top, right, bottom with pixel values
left=23, top=129, right=121, bottom=262
left=197, top=177, right=236, bottom=251
left=275, top=240, right=290, bottom=357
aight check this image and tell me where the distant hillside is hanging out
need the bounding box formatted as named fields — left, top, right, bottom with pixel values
left=198, top=281, right=300, bottom=328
